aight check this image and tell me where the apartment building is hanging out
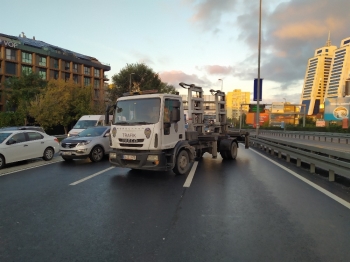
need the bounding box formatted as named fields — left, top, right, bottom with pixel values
left=226, top=89, right=250, bottom=120
left=0, top=32, right=111, bottom=112
left=300, top=35, right=337, bottom=115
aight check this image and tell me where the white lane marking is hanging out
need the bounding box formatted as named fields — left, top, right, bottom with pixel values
left=183, top=161, right=198, bottom=187
left=250, top=148, right=350, bottom=210
left=70, top=166, right=115, bottom=186
left=0, top=158, right=64, bottom=177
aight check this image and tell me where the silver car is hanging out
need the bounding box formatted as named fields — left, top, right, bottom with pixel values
left=60, top=126, right=111, bottom=162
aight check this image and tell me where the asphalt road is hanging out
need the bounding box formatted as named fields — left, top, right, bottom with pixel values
left=1, top=146, right=350, bottom=262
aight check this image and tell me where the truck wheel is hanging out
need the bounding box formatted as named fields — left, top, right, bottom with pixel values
left=227, top=142, right=238, bottom=160
left=173, top=150, right=191, bottom=175
left=220, top=151, right=228, bottom=159
left=195, top=149, right=204, bottom=160
left=89, top=146, right=104, bottom=162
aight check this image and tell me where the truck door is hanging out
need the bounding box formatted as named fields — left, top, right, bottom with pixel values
left=162, top=99, right=181, bottom=149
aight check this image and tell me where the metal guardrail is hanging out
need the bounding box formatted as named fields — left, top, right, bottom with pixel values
left=249, top=135, right=350, bottom=181
left=246, top=129, right=350, bottom=144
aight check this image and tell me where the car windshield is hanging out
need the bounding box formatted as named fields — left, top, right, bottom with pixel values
left=78, top=127, right=107, bottom=137
left=0, top=132, right=12, bottom=144
left=73, top=120, right=98, bottom=129
left=113, top=98, right=161, bottom=125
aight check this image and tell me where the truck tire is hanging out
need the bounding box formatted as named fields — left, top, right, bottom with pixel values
left=195, top=149, right=204, bottom=160
left=173, top=149, right=191, bottom=175
left=227, top=142, right=238, bottom=160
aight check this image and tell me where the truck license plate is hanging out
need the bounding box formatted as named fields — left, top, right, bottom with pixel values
left=62, top=152, right=71, bottom=155
left=123, top=155, right=136, bottom=160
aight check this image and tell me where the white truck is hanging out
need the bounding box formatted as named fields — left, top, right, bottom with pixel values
left=106, top=83, right=249, bottom=175
left=68, top=115, right=112, bottom=137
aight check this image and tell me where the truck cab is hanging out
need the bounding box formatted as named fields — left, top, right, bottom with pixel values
left=108, top=91, right=193, bottom=174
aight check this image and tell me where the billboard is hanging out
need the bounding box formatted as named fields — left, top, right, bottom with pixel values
left=324, top=97, right=350, bottom=121
left=271, top=102, right=285, bottom=113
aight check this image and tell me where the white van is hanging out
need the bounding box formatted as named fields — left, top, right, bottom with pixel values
left=68, top=115, right=112, bottom=137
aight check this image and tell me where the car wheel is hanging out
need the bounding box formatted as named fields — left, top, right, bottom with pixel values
left=0, top=155, right=5, bottom=169
left=89, top=146, right=104, bottom=162
left=43, top=147, right=54, bottom=161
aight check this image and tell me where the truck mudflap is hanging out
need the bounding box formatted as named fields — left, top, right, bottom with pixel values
left=109, top=150, right=170, bottom=171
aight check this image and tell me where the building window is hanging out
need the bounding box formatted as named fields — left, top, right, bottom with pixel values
left=39, top=56, right=46, bottom=66
left=65, top=73, right=70, bottom=81
left=84, top=77, right=91, bottom=86
left=73, top=63, right=78, bottom=73
left=22, top=65, right=32, bottom=75
left=52, top=58, right=59, bottom=69
left=94, top=79, right=100, bottom=88
left=84, top=66, right=91, bottom=75
left=22, top=52, right=32, bottom=64
left=53, top=71, right=59, bottom=79
left=94, top=89, right=99, bottom=98
left=65, top=61, right=70, bottom=70
left=39, top=69, right=47, bottom=79
left=6, top=49, right=16, bottom=60
left=5, top=62, right=17, bottom=74
left=73, top=74, right=79, bottom=84
left=94, top=69, right=100, bottom=77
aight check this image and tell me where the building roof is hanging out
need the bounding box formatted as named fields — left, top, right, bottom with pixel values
left=0, top=32, right=109, bottom=67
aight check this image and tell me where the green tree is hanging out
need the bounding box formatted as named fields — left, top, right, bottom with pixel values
left=29, top=79, right=97, bottom=134
left=108, top=63, right=176, bottom=102
left=5, top=72, right=47, bottom=112
left=4, top=72, right=47, bottom=125
left=160, top=83, right=177, bottom=94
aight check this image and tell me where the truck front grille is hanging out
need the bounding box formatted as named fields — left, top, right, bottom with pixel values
left=119, top=143, right=143, bottom=148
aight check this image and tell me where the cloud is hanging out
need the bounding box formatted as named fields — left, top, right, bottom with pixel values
left=187, top=0, right=350, bottom=91
left=197, top=65, right=235, bottom=75
left=159, top=70, right=212, bottom=89
left=185, top=0, right=239, bottom=31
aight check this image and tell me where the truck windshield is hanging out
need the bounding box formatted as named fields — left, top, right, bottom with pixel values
left=114, top=98, right=160, bottom=125
left=73, top=120, right=98, bottom=129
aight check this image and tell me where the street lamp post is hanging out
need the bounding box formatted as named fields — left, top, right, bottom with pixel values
left=129, top=73, right=135, bottom=92
left=256, top=0, right=262, bottom=136
left=283, top=98, right=286, bottom=103
left=218, top=79, right=223, bottom=92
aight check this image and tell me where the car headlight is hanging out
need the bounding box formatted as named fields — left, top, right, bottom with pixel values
left=77, top=140, right=92, bottom=146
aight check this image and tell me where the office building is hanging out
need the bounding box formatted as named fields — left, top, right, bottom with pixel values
left=0, top=32, right=111, bottom=112
left=324, top=36, right=350, bottom=99
left=300, top=35, right=337, bottom=115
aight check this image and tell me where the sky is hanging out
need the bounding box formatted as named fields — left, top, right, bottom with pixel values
left=2, top=0, right=350, bottom=104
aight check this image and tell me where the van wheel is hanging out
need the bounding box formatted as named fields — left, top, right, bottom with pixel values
left=43, top=147, right=54, bottom=161
left=0, top=155, right=5, bottom=169
left=173, top=150, right=191, bottom=175
left=89, top=146, right=104, bottom=162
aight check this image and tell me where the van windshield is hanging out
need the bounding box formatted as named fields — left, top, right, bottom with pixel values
left=73, top=120, right=98, bottom=129
left=114, top=98, right=160, bottom=125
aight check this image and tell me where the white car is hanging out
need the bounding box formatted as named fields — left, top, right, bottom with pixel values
left=60, top=126, right=111, bottom=162
left=0, top=130, right=60, bottom=169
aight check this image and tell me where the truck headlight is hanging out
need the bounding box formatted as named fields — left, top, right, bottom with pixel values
left=147, top=155, right=159, bottom=161
left=110, top=153, right=117, bottom=159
